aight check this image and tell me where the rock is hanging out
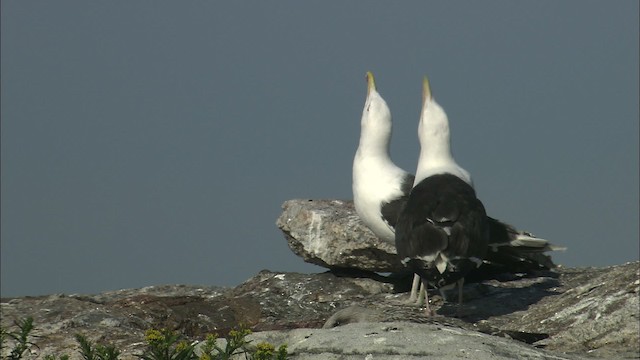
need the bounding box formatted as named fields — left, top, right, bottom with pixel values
left=276, top=199, right=404, bottom=272
left=227, top=270, right=394, bottom=331
left=247, top=322, right=584, bottom=360
left=276, top=199, right=561, bottom=276
left=322, top=305, right=384, bottom=328
left=1, top=262, right=638, bottom=359
left=470, top=262, right=640, bottom=358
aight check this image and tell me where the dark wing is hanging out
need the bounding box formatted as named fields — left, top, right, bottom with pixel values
left=486, top=216, right=513, bottom=246
left=483, top=216, right=558, bottom=272
left=380, top=173, right=415, bottom=229
left=395, top=174, right=489, bottom=287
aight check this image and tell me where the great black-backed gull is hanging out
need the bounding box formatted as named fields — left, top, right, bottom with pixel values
left=395, top=76, right=490, bottom=316
left=352, top=72, right=562, bottom=307
left=353, top=72, right=414, bottom=244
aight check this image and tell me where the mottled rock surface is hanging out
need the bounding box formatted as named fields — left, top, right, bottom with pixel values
left=247, top=322, right=581, bottom=360
left=2, top=262, right=638, bottom=359
left=276, top=199, right=404, bottom=272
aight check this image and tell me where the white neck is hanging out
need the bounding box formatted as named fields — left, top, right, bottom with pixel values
left=414, top=97, right=472, bottom=186
left=356, top=89, right=394, bottom=160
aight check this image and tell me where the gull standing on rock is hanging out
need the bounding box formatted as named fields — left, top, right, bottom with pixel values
left=394, top=76, right=489, bottom=316
left=352, top=73, right=562, bottom=309
left=353, top=71, right=415, bottom=244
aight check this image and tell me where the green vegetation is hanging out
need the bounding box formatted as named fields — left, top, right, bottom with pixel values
left=75, top=334, right=121, bottom=360
left=1, top=317, right=287, bottom=360
left=139, top=328, right=196, bottom=360
left=1, top=317, right=36, bottom=360
left=197, top=328, right=286, bottom=360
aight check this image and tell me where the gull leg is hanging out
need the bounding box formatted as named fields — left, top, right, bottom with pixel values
left=416, top=281, right=426, bottom=306
left=409, top=274, right=421, bottom=302
left=438, top=288, right=448, bottom=302
left=421, top=279, right=434, bottom=316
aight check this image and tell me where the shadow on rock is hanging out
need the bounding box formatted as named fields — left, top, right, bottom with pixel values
left=447, top=273, right=562, bottom=321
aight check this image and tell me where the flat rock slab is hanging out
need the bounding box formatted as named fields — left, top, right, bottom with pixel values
left=247, top=322, right=584, bottom=360
left=276, top=199, right=404, bottom=272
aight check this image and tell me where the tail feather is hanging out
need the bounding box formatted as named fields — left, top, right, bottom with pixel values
left=484, top=217, right=566, bottom=272
left=488, top=233, right=567, bottom=252
left=509, top=233, right=567, bottom=251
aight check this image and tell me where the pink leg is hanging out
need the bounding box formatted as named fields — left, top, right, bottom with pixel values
left=409, top=274, right=421, bottom=302
left=421, top=279, right=435, bottom=316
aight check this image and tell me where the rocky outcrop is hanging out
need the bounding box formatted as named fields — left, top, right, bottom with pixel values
left=276, top=199, right=562, bottom=275
left=276, top=199, right=404, bottom=272
left=2, top=262, right=638, bottom=359
left=2, top=199, right=637, bottom=359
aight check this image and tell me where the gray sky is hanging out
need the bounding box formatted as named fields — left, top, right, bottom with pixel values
left=2, top=1, right=638, bottom=297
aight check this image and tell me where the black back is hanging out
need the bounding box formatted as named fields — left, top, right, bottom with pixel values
left=395, top=173, right=489, bottom=288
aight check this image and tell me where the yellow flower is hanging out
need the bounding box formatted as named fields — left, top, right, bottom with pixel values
left=256, top=341, right=275, bottom=353
left=144, top=329, right=164, bottom=343
left=176, top=340, right=190, bottom=352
